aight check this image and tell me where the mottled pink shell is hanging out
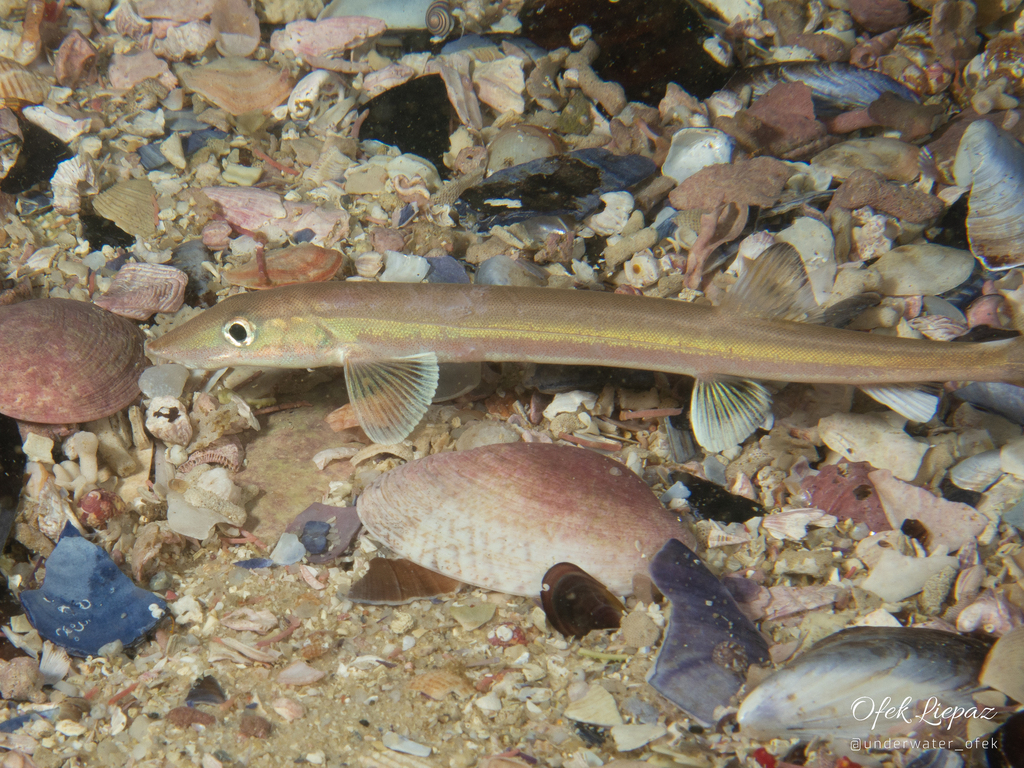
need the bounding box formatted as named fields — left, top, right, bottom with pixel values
left=357, top=442, right=695, bottom=596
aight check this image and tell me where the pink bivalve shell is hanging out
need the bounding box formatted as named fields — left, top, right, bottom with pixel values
left=356, top=442, right=694, bottom=596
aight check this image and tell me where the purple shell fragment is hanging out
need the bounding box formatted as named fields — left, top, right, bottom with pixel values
left=234, top=558, right=275, bottom=569
left=20, top=526, right=168, bottom=658
left=646, top=538, right=769, bottom=726
left=285, top=503, right=361, bottom=564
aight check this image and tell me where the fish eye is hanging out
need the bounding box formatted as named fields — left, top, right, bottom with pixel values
left=223, top=318, right=255, bottom=347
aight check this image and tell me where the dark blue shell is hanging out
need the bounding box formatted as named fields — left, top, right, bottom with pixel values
left=20, top=526, right=168, bottom=658
left=456, top=149, right=657, bottom=230
left=735, top=62, right=919, bottom=117
left=234, top=558, right=276, bottom=569
left=646, top=538, right=769, bottom=726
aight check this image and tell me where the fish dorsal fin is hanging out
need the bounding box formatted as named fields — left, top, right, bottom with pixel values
left=860, top=384, right=939, bottom=423
left=720, top=242, right=823, bottom=324
left=690, top=377, right=773, bottom=453
left=344, top=352, right=440, bottom=444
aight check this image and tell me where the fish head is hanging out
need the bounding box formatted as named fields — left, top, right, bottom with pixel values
left=146, top=288, right=341, bottom=369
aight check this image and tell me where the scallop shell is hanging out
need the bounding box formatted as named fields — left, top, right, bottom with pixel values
left=92, top=178, right=158, bottom=240
left=93, top=263, right=188, bottom=320
left=0, top=57, right=47, bottom=108
left=178, top=57, right=294, bottom=116
left=356, top=443, right=693, bottom=596
left=0, top=299, right=146, bottom=424
left=953, top=120, right=1024, bottom=270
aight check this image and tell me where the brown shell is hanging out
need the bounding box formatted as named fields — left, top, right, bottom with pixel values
left=92, top=178, right=158, bottom=239
left=356, top=443, right=695, bottom=596
left=178, top=57, right=294, bottom=116
left=0, top=57, right=47, bottom=109
left=221, top=244, right=345, bottom=289
left=0, top=299, right=146, bottom=423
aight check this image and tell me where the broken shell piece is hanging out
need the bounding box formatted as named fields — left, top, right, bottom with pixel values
left=563, top=684, right=623, bottom=727
left=761, top=509, right=837, bottom=541
left=586, top=191, right=634, bottom=237
left=980, top=625, right=1024, bottom=703
left=869, top=469, right=987, bottom=551
left=146, top=396, right=193, bottom=446
left=20, top=526, right=167, bottom=657
left=0, top=107, right=22, bottom=181
left=348, top=558, right=461, bottom=605
left=94, top=264, right=187, bottom=320
left=647, top=538, right=769, bottom=727
left=472, top=56, right=526, bottom=114
left=178, top=57, right=294, bottom=116
left=203, top=186, right=286, bottom=231
left=92, top=179, right=158, bottom=240
left=270, top=17, right=386, bottom=70
left=51, top=155, right=97, bottom=215
left=0, top=57, right=47, bottom=108
left=210, top=0, right=260, bottom=58
left=956, top=588, right=1024, bottom=636
left=287, top=69, right=344, bottom=121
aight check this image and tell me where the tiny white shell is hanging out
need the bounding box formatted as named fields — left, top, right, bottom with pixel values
left=146, top=396, right=193, bottom=446
left=950, top=449, right=1003, bottom=492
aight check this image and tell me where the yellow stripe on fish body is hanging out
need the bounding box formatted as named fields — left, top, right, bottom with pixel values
left=147, top=244, right=1024, bottom=451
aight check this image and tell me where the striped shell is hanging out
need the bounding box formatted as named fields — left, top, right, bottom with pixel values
left=0, top=57, right=47, bottom=108
left=178, top=57, right=294, bottom=116
left=92, top=178, right=158, bottom=240
left=356, top=443, right=694, bottom=596
left=425, top=0, right=454, bottom=38
left=0, top=299, right=146, bottom=424
left=93, top=263, right=188, bottom=320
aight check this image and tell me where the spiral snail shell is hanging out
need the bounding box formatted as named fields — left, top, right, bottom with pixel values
left=425, top=0, right=454, bottom=39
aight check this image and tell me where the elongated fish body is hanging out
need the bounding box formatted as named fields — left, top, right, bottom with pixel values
left=148, top=281, right=1019, bottom=382
left=146, top=261, right=1024, bottom=450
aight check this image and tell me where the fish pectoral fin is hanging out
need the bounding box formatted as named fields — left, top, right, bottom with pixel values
left=860, top=384, right=939, bottom=423
left=719, top=242, right=824, bottom=324
left=690, top=377, right=773, bottom=453
left=344, top=352, right=440, bottom=444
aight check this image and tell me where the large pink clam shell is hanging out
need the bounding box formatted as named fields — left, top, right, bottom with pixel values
left=0, top=299, right=146, bottom=423
left=356, top=443, right=695, bottom=596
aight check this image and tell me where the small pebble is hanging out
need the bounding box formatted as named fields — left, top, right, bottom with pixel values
left=138, top=364, right=190, bottom=399
left=166, top=707, right=216, bottom=728
left=238, top=713, right=272, bottom=738
left=148, top=571, right=172, bottom=592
